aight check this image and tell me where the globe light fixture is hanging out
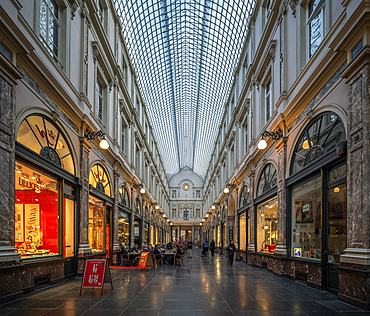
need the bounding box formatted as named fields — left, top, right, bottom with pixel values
left=99, top=135, right=109, bottom=149
left=212, top=205, right=215, bottom=209
left=258, top=129, right=283, bottom=151
left=257, top=139, right=267, bottom=150
left=85, top=129, right=109, bottom=150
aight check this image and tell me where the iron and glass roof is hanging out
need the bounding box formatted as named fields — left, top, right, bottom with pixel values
left=114, top=0, right=255, bottom=179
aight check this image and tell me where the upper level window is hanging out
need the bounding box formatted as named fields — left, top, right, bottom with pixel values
left=40, top=0, right=59, bottom=61
left=266, top=0, right=271, bottom=19
left=121, top=120, right=126, bottom=153
left=265, top=78, right=272, bottom=122
left=96, top=80, right=104, bottom=122
left=98, top=0, right=104, bottom=24
left=171, top=190, right=176, bottom=198
left=308, top=0, right=324, bottom=57
left=239, top=185, right=250, bottom=209
left=135, top=199, right=141, bottom=214
left=118, top=186, right=130, bottom=207
left=244, top=123, right=248, bottom=154
left=89, top=164, right=111, bottom=196
left=196, top=190, right=201, bottom=198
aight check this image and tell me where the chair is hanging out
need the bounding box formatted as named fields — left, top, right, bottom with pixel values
left=154, top=254, right=163, bottom=265
left=120, top=254, right=131, bottom=266
left=174, top=254, right=184, bottom=266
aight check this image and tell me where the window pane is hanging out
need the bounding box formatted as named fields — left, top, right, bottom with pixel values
left=291, top=176, right=322, bottom=260
left=15, top=161, right=59, bottom=258
left=89, top=196, right=105, bottom=253
left=257, top=196, right=278, bottom=253
left=240, top=212, right=247, bottom=250
left=64, top=198, right=74, bottom=257
left=327, top=183, right=346, bottom=263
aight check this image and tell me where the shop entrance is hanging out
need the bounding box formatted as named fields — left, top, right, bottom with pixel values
left=134, top=220, right=141, bottom=247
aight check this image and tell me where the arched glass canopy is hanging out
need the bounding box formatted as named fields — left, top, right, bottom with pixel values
left=114, top=0, right=256, bottom=179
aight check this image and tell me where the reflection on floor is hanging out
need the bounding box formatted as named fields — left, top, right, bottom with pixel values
left=0, top=254, right=367, bottom=316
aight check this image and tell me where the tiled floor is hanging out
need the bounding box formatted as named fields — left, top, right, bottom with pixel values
left=1, top=254, right=368, bottom=316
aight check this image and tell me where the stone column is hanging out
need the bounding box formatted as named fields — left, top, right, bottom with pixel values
left=130, top=189, right=135, bottom=248
left=247, top=172, right=255, bottom=252
left=178, top=225, right=181, bottom=242
left=140, top=200, right=145, bottom=246
left=0, top=54, right=22, bottom=265
left=339, top=49, right=370, bottom=310
left=234, top=188, right=239, bottom=249
left=192, top=224, right=195, bottom=242
left=274, top=137, right=288, bottom=256
left=78, top=136, right=93, bottom=273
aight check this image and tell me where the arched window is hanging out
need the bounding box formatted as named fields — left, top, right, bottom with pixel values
left=290, top=112, right=346, bottom=175
left=17, top=114, right=75, bottom=174
left=257, top=163, right=277, bottom=197
left=89, top=164, right=111, bottom=196
left=118, top=186, right=130, bottom=207
left=239, top=185, right=250, bottom=208
left=135, top=199, right=141, bottom=214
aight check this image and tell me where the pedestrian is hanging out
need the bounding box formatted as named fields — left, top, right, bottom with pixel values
left=188, top=238, right=193, bottom=258
left=210, top=239, right=215, bottom=257
left=203, top=239, right=209, bottom=257
left=228, top=240, right=236, bottom=266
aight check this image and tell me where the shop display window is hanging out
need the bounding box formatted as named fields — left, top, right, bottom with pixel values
left=118, top=211, right=130, bottom=247
left=17, top=115, right=75, bottom=175
left=222, top=222, right=226, bottom=246
left=217, top=225, right=221, bottom=246
left=151, top=224, right=155, bottom=244
left=291, top=176, right=322, bottom=260
left=64, top=196, right=74, bottom=257
left=239, top=212, right=247, bottom=250
left=89, top=196, right=105, bottom=253
left=15, top=161, right=59, bottom=258
left=327, top=182, right=346, bottom=263
left=257, top=197, right=278, bottom=253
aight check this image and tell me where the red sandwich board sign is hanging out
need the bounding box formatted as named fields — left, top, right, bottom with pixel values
left=80, top=257, right=113, bottom=295
left=138, top=252, right=149, bottom=268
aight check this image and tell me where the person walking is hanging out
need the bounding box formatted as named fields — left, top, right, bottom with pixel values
left=188, top=239, right=193, bottom=258
left=203, top=239, right=209, bottom=257
left=210, top=239, right=215, bottom=257
left=228, top=240, right=236, bottom=266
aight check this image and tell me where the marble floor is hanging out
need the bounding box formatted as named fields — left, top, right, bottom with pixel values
left=0, top=254, right=368, bottom=316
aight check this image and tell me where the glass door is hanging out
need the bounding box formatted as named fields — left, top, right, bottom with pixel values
left=324, top=164, right=346, bottom=293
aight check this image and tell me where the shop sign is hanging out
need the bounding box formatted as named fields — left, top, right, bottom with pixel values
left=18, top=177, right=55, bottom=196
left=229, top=227, right=233, bottom=241
left=80, top=257, right=113, bottom=295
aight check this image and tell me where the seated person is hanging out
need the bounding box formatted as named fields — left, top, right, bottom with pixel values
left=153, top=245, right=161, bottom=255
left=176, top=245, right=183, bottom=255
left=120, top=246, right=128, bottom=254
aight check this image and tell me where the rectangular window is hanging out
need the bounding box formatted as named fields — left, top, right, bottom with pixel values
left=257, top=196, right=278, bottom=254
left=308, top=0, right=323, bottom=57
left=15, top=161, right=59, bottom=258
left=64, top=189, right=75, bottom=258
left=98, top=0, right=104, bottom=24
left=89, top=196, right=105, bottom=253
left=171, top=190, right=176, bottom=198
left=121, top=121, right=126, bottom=153
left=291, top=176, right=321, bottom=260
left=122, top=56, right=128, bottom=82
left=265, top=78, right=272, bottom=122
left=196, top=190, right=201, bottom=198
left=240, top=212, right=247, bottom=250
left=0, top=42, right=11, bottom=61
left=118, top=211, right=129, bottom=247
left=245, top=123, right=248, bottom=153
left=351, top=38, right=363, bottom=60
left=40, top=0, right=59, bottom=61
left=96, top=80, right=103, bottom=121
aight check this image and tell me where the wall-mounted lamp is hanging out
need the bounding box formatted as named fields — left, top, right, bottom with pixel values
left=205, top=213, right=209, bottom=218
left=223, top=183, right=236, bottom=194
left=200, top=223, right=202, bottom=226
left=257, top=128, right=283, bottom=150
left=202, top=219, right=205, bottom=222
left=163, top=214, right=166, bottom=218
left=134, top=183, right=146, bottom=194
left=211, top=205, right=216, bottom=209
left=85, top=129, right=110, bottom=150
left=170, top=223, right=173, bottom=226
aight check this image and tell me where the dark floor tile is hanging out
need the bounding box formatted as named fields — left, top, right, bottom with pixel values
left=289, top=301, right=337, bottom=312
left=250, top=293, right=281, bottom=300
left=126, top=299, right=164, bottom=310
left=165, top=292, right=194, bottom=300
left=89, top=298, right=132, bottom=310
left=5, top=308, right=53, bottom=316
left=44, top=308, right=86, bottom=316
left=81, top=309, right=123, bottom=316
left=319, top=300, right=363, bottom=312
left=195, top=299, right=230, bottom=311
left=136, top=292, right=167, bottom=300
left=269, top=311, right=310, bottom=316
left=159, top=311, right=196, bottom=316
left=0, top=307, right=15, bottom=315
left=229, top=300, right=267, bottom=311
left=120, top=311, right=159, bottom=316
left=256, top=301, right=301, bottom=311
left=196, top=311, right=234, bottom=316
left=193, top=293, right=224, bottom=300
left=162, top=300, right=195, bottom=310
left=233, top=312, right=272, bottom=316
left=1, top=299, right=43, bottom=308
left=58, top=298, right=102, bottom=309
left=26, top=298, right=74, bottom=309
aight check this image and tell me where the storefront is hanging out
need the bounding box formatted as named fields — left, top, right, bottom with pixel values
left=118, top=186, right=131, bottom=249
left=134, top=198, right=142, bottom=247
left=238, top=185, right=250, bottom=256
left=287, top=112, right=347, bottom=292
left=144, top=223, right=149, bottom=244
left=255, top=163, right=278, bottom=254
left=15, top=114, right=78, bottom=278
left=88, top=163, right=113, bottom=259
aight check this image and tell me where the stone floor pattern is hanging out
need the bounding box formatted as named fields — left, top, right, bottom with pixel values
left=0, top=255, right=368, bottom=316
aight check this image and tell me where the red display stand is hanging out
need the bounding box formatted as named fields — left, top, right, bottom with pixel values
left=80, top=256, right=113, bottom=296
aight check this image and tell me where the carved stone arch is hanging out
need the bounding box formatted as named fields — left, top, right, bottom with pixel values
left=16, top=107, right=78, bottom=176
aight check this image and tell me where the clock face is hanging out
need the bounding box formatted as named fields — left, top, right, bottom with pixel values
left=183, top=183, right=190, bottom=191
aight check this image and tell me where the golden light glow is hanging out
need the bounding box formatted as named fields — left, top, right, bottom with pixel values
left=334, top=187, right=340, bottom=193
left=202, top=219, right=205, bottom=222
left=263, top=225, right=269, bottom=229
left=302, top=140, right=313, bottom=150
left=258, top=139, right=267, bottom=150
left=155, top=205, right=159, bottom=209
left=99, top=138, right=109, bottom=149
left=212, top=205, right=215, bottom=209
left=163, top=214, right=166, bottom=218
left=223, top=187, right=229, bottom=194
left=206, top=214, right=209, bottom=217
left=200, top=223, right=202, bottom=226
left=140, top=188, right=146, bottom=194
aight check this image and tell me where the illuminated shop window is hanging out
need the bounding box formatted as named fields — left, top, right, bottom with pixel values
left=88, top=196, right=105, bottom=253
left=239, top=185, right=250, bottom=209
left=17, top=115, right=75, bottom=175
left=257, top=197, right=278, bottom=254
left=256, top=163, right=277, bottom=197
left=89, top=164, right=111, bottom=196
left=118, top=210, right=130, bottom=248
left=15, top=161, right=59, bottom=258
left=118, top=186, right=130, bottom=207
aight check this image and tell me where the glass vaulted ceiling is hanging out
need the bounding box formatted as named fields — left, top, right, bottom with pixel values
left=114, top=0, right=255, bottom=179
